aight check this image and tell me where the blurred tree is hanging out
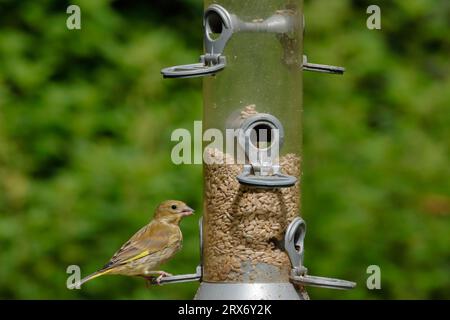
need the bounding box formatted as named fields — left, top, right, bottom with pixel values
left=0, top=0, right=448, bottom=299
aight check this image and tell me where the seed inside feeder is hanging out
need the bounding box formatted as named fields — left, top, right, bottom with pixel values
left=203, top=148, right=301, bottom=282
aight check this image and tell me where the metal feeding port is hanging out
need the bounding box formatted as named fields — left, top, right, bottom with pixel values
left=161, top=4, right=345, bottom=78
left=235, top=113, right=298, bottom=188
left=160, top=0, right=355, bottom=300
left=285, top=218, right=356, bottom=290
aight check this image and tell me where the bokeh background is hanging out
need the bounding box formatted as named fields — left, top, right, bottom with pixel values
left=0, top=0, right=449, bottom=299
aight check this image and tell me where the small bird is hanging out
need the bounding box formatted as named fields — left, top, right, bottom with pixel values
left=79, top=200, right=194, bottom=286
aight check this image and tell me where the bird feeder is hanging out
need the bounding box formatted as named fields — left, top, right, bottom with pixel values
left=159, top=0, right=355, bottom=299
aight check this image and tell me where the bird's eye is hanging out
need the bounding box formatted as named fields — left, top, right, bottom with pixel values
left=171, top=205, right=177, bottom=210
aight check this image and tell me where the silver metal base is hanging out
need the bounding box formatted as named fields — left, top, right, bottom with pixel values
left=194, top=282, right=307, bottom=300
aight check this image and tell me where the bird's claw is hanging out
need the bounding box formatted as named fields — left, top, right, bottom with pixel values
left=155, top=271, right=172, bottom=285
left=145, top=271, right=172, bottom=286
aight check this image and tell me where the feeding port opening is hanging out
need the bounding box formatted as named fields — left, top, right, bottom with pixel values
left=249, top=122, right=275, bottom=150
left=205, top=10, right=225, bottom=41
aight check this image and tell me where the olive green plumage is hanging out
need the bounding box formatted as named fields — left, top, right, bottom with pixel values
left=80, top=200, right=194, bottom=286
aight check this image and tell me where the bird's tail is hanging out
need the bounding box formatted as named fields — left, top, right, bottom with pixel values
left=78, top=268, right=113, bottom=287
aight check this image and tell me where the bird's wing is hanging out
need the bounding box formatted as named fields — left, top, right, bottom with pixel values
left=102, top=222, right=177, bottom=269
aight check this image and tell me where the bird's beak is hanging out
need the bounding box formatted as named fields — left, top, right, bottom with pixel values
left=181, top=206, right=195, bottom=216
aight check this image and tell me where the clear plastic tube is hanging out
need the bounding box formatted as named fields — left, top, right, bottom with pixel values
left=203, top=0, right=303, bottom=283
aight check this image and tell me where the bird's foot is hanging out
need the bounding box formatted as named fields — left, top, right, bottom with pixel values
left=142, top=271, right=172, bottom=286
left=155, top=271, right=172, bottom=285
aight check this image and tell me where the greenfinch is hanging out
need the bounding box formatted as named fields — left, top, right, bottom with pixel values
left=79, top=200, right=194, bottom=286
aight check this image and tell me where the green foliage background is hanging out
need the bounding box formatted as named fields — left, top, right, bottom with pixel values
left=0, top=0, right=448, bottom=299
